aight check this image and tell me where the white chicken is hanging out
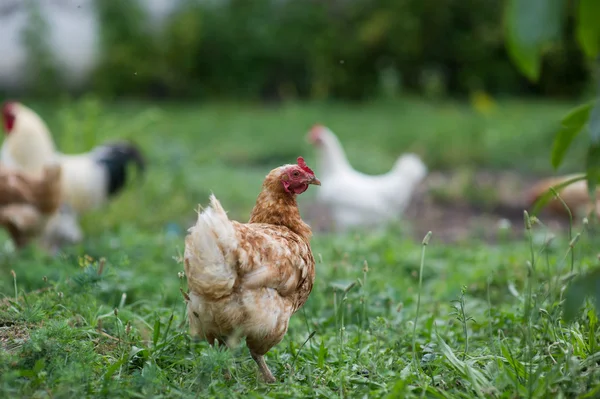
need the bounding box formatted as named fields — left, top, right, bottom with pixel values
left=307, top=124, right=427, bottom=232
left=1, top=101, right=145, bottom=247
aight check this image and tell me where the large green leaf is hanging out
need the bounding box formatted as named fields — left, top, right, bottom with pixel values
left=504, top=0, right=565, bottom=82
left=576, top=0, right=600, bottom=58
left=563, top=267, right=600, bottom=323
left=551, top=102, right=593, bottom=169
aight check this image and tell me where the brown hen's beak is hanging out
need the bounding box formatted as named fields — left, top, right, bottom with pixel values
left=309, top=176, right=321, bottom=186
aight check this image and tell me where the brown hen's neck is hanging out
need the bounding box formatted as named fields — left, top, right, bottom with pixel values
left=248, top=179, right=312, bottom=241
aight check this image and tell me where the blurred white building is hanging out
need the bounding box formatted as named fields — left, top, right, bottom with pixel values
left=0, top=0, right=177, bottom=91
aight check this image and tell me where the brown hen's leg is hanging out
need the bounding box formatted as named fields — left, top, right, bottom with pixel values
left=250, top=351, right=276, bottom=383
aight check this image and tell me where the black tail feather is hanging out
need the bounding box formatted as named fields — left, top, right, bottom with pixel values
left=93, top=141, right=146, bottom=197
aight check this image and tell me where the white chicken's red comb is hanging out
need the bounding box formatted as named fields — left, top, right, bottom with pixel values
left=308, top=124, right=326, bottom=143
left=2, top=101, right=16, bottom=115
left=310, top=124, right=325, bottom=135
left=297, top=157, right=315, bottom=175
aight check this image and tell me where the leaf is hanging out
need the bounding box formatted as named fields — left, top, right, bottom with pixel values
left=551, top=102, right=593, bottom=169
left=385, top=379, right=408, bottom=398
left=128, top=345, right=146, bottom=361
left=317, top=340, right=326, bottom=368
left=576, top=0, right=600, bottom=58
left=504, top=0, right=565, bottom=81
left=580, top=384, right=600, bottom=399
left=152, top=317, right=161, bottom=348
left=552, top=128, right=583, bottom=169
left=103, top=356, right=128, bottom=383
left=500, top=344, right=526, bottom=380
left=436, top=333, right=492, bottom=396
left=33, top=358, right=45, bottom=374
left=563, top=267, right=600, bottom=323
left=161, top=313, right=174, bottom=347
left=563, top=102, right=594, bottom=128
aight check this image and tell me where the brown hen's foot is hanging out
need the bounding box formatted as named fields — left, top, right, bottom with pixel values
left=250, top=352, right=276, bottom=383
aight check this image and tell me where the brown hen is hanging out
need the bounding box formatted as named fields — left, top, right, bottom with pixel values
left=526, top=174, right=599, bottom=218
left=0, top=164, right=62, bottom=248
left=183, top=157, right=320, bottom=383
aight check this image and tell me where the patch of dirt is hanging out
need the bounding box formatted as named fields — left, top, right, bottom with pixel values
left=403, top=170, right=575, bottom=243
left=302, top=169, right=575, bottom=244
left=0, top=322, right=30, bottom=352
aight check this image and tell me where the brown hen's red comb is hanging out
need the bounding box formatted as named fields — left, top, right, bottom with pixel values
left=297, top=157, right=315, bottom=175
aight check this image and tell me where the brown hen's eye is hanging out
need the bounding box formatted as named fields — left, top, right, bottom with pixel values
left=293, top=171, right=300, bottom=177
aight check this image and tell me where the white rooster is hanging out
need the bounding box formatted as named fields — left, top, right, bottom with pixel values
left=307, top=124, right=427, bottom=232
left=1, top=101, right=145, bottom=248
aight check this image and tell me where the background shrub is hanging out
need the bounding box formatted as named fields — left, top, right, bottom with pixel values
left=18, top=0, right=593, bottom=101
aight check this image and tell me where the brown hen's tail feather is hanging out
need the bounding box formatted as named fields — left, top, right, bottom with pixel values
left=184, top=195, right=238, bottom=300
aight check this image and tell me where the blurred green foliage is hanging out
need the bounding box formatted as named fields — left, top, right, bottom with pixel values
left=21, top=0, right=63, bottom=98
left=502, top=0, right=600, bottom=322
left=22, top=0, right=592, bottom=101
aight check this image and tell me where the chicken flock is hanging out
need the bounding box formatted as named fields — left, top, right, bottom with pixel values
left=1, top=101, right=145, bottom=250
left=0, top=100, right=588, bottom=382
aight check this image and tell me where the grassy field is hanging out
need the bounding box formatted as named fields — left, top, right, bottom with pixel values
left=1, top=96, right=599, bottom=398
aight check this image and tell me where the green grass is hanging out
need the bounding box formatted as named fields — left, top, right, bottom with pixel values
left=1, top=95, right=599, bottom=398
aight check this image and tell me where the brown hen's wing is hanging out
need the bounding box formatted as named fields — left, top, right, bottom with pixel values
left=0, top=164, right=62, bottom=214
left=32, top=164, right=62, bottom=214
left=0, top=169, right=36, bottom=205
left=232, top=222, right=315, bottom=306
